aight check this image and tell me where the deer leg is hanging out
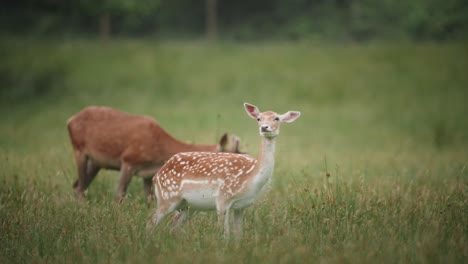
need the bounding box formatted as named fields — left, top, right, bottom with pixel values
left=115, top=163, right=133, bottom=203
left=168, top=200, right=196, bottom=232
left=147, top=207, right=168, bottom=233
left=224, top=206, right=232, bottom=239
left=147, top=199, right=181, bottom=233
left=143, top=177, right=154, bottom=207
left=72, top=150, right=88, bottom=200
left=216, top=200, right=226, bottom=229
left=233, top=208, right=244, bottom=240
left=216, top=199, right=232, bottom=239
left=82, top=159, right=100, bottom=190
left=169, top=209, right=190, bottom=231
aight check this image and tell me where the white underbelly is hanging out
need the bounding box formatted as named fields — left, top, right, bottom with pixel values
left=182, top=188, right=217, bottom=210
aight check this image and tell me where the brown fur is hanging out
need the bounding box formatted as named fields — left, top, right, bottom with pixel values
left=67, top=106, right=241, bottom=203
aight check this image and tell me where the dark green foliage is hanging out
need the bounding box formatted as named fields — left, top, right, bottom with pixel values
left=1, top=0, right=467, bottom=40
left=0, top=42, right=70, bottom=103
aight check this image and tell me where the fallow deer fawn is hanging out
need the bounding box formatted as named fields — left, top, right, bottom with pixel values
left=148, top=103, right=300, bottom=238
left=67, top=106, right=242, bottom=203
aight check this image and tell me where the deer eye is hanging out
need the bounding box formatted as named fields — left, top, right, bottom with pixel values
left=256, top=118, right=261, bottom=121
left=274, top=117, right=280, bottom=121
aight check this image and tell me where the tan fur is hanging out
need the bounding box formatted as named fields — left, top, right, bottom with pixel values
left=67, top=106, right=241, bottom=203
left=148, top=103, right=300, bottom=239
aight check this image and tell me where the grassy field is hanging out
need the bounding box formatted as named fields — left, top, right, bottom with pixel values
left=0, top=39, right=467, bottom=263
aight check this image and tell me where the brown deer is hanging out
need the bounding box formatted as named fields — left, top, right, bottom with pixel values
left=67, top=106, right=242, bottom=203
left=148, top=103, right=300, bottom=239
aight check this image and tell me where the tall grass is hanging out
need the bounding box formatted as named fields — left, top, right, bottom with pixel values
left=0, top=39, right=467, bottom=263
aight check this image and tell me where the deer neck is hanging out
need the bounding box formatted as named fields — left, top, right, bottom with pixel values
left=251, top=136, right=276, bottom=189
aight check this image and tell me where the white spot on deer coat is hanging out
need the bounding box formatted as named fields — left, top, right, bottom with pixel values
left=246, top=164, right=255, bottom=174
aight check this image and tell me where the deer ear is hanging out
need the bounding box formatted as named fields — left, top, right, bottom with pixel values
left=279, top=111, right=301, bottom=123
left=244, top=103, right=260, bottom=119
left=219, top=133, right=228, bottom=148
left=231, top=135, right=244, bottom=154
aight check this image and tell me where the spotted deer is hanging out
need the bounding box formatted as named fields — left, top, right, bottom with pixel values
left=148, top=103, right=300, bottom=239
left=67, top=106, right=242, bottom=204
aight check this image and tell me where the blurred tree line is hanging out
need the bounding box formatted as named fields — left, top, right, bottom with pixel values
left=1, top=0, right=467, bottom=41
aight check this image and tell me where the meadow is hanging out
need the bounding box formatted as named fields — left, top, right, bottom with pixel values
left=0, top=39, right=467, bottom=263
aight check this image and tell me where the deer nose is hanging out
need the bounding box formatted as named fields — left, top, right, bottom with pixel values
left=261, top=125, right=270, bottom=132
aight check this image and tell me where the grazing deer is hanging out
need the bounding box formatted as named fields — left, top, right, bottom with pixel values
left=67, top=106, right=242, bottom=203
left=148, top=103, right=300, bottom=239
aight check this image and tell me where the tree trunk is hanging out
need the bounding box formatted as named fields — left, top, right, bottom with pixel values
left=206, top=0, right=217, bottom=41
left=99, top=13, right=111, bottom=40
